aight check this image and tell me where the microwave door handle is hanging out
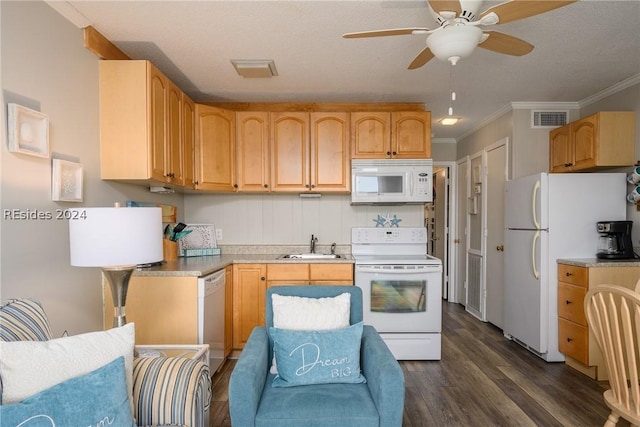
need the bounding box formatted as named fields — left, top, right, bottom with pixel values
left=409, top=171, right=414, bottom=195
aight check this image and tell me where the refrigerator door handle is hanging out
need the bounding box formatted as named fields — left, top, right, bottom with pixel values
left=532, top=231, right=540, bottom=279
left=532, top=180, right=541, bottom=229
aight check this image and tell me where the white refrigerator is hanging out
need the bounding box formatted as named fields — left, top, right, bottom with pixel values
left=503, top=172, right=626, bottom=362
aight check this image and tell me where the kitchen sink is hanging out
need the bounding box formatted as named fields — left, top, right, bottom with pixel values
left=279, top=253, right=342, bottom=260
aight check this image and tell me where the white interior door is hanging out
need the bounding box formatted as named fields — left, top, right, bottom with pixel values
left=454, top=159, right=468, bottom=305
left=433, top=168, right=448, bottom=298
left=484, top=139, right=507, bottom=328
left=466, top=153, right=484, bottom=320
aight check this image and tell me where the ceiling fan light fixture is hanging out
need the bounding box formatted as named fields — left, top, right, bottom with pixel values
left=426, top=25, right=483, bottom=62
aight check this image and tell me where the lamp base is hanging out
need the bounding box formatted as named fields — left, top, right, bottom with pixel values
left=103, top=266, right=135, bottom=328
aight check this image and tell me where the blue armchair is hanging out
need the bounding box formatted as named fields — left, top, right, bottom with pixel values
left=229, top=285, right=405, bottom=427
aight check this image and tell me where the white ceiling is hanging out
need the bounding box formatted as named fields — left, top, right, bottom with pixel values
left=53, top=0, right=640, bottom=140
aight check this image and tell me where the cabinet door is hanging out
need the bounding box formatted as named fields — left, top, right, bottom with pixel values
left=195, top=105, right=236, bottom=191
left=104, top=276, right=198, bottom=344
left=310, top=112, right=350, bottom=192
left=549, top=124, right=573, bottom=173
left=182, top=94, right=195, bottom=188
left=392, top=111, right=431, bottom=158
left=351, top=112, right=391, bottom=158
left=224, top=266, right=233, bottom=357
left=271, top=112, right=310, bottom=191
left=149, top=66, right=168, bottom=181
left=232, top=264, right=266, bottom=349
left=571, top=115, right=597, bottom=170
left=167, top=80, right=183, bottom=184
left=237, top=112, right=271, bottom=192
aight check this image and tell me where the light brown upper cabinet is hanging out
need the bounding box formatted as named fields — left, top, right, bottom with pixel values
left=182, top=94, right=196, bottom=188
left=549, top=111, right=635, bottom=173
left=270, top=112, right=351, bottom=193
left=351, top=111, right=431, bottom=159
left=195, top=104, right=236, bottom=192
left=100, top=60, right=189, bottom=185
left=236, top=112, right=271, bottom=192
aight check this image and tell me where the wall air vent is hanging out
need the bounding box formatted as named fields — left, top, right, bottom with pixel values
left=531, top=110, right=568, bottom=128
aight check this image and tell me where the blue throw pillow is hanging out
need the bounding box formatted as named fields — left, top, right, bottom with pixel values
left=269, top=321, right=367, bottom=387
left=0, top=356, right=135, bottom=426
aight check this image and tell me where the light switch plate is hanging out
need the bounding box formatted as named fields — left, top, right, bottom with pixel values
left=216, top=228, right=223, bottom=241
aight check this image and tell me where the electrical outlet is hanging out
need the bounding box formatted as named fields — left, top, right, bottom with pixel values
left=216, top=228, right=223, bottom=241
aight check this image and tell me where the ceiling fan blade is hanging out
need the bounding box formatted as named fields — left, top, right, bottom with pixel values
left=428, top=0, right=462, bottom=15
left=343, top=28, right=430, bottom=38
left=479, top=0, right=577, bottom=25
left=408, top=46, right=435, bottom=70
left=479, top=31, right=534, bottom=56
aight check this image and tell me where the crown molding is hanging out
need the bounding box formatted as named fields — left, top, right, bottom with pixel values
left=578, top=73, right=640, bottom=109
left=510, top=101, right=579, bottom=110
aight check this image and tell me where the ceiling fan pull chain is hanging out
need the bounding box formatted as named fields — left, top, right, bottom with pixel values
left=448, top=59, right=456, bottom=116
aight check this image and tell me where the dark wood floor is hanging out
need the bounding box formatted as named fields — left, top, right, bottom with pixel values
left=209, top=301, right=622, bottom=426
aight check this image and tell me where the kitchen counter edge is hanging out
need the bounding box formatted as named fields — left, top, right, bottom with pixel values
left=557, top=258, right=640, bottom=268
left=134, top=254, right=354, bottom=277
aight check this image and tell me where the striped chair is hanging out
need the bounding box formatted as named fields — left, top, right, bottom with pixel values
left=0, top=298, right=211, bottom=427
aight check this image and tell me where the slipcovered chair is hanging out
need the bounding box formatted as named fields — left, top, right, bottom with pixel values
left=229, top=285, right=405, bottom=427
left=0, top=298, right=211, bottom=427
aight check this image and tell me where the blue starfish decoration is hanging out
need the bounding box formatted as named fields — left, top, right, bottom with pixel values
left=390, top=215, right=402, bottom=227
left=373, top=215, right=386, bottom=227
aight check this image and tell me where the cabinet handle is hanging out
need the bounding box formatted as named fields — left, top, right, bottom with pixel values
left=565, top=300, right=572, bottom=305
left=565, top=272, right=573, bottom=277
left=566, top=337, right=573, bottom=343
left=260, top=277, right=266, bottom=281
left=311, top=184, right=316, bottom=189
left=386, top=151, right=391, bottom=156
left=305, top=184, right=310, bottom=188
left=392, top=151, right=397, bottom=156
left=264, top=184, right=268, bottom=188
left=233, top=184, right=238, bottom=188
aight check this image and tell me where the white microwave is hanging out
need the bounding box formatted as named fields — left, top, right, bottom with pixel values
left=351, top=159, right=433, bottom=204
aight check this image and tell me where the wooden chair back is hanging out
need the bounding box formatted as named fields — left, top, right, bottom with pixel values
left=585, top=283, right=640, bottom=426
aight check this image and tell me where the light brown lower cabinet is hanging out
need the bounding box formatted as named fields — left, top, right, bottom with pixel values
left=104, top=262, right=354, bottom=353
left=234, top=263, right=354, bottom=350
left=557, top=262, right=640, bottom=380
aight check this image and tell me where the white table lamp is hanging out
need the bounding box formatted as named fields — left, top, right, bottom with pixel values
left=69, top=205, right=163, bottom=327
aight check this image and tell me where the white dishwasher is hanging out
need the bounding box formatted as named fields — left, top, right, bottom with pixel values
left=198, top=269, right=226, bottom=373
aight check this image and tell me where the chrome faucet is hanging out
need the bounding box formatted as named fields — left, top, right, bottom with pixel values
left=310, top=234, right=318, bottom=253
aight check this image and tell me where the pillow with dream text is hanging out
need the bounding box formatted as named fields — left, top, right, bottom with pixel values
left=269, top=321, right=366, bottom=387
left=0, top=322, right=135, bottom=406
left=0, top=356, right=135, bottom=426
left=270, top=292, right=351, bottom=374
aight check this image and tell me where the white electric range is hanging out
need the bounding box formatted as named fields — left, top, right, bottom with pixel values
left=352, top=227, right=443, bottom=360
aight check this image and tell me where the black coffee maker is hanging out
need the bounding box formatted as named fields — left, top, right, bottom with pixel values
left=596, top=221, right=634, bottom=260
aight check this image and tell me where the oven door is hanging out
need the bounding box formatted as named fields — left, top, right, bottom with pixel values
left=354, top=263, right=442, bottom=333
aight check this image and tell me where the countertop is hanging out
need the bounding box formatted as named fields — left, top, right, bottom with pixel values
left=557, top=258, right=640, bottom=268
left=134, top=245, right=354, bottom=277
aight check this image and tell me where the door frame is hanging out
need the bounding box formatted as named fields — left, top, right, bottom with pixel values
left=454, top=157, right=469, bottom=305
left=433, top=161, right=457, bottom=303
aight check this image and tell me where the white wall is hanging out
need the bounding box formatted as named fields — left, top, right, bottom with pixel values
left=0, top=1, right=184, bottom=336
left=184, top=193, right=424, bottom=245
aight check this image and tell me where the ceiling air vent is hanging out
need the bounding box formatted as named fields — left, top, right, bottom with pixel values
left=531, top=110, right=568, bottom=128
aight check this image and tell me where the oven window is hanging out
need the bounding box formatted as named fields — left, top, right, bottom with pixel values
left=371, top=280, right=426, bottom=313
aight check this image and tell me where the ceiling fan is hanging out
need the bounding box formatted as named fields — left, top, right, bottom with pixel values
left=343, top=0, right=577, bottom=69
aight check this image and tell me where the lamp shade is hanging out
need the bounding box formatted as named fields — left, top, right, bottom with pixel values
left=69, top=207, right=163, bottom=267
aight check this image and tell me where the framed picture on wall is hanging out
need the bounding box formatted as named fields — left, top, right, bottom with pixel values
left=7, top=103, right=50, bottom=158
left=52, top=159, right=83, bottom=202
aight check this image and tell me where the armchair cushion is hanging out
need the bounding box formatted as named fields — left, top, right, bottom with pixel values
left=0, top=356, right=135, bottom=426
left=270, top=322, right=366, bottom=387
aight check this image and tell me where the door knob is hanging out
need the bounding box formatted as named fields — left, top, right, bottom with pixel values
left=496, top=245, right=504, bottom=251
left=454, top=238, right=461, bottom=244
